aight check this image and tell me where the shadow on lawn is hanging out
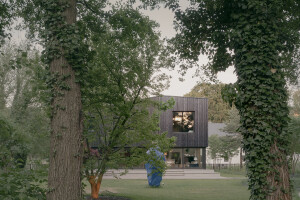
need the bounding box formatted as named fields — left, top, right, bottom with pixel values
left=85, top=191, right=131, bottom=200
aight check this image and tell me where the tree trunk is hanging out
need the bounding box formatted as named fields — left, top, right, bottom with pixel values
left=89, top=174, right=104, bottom=199
left=47, top=0, right=83, bottom=199
left=266, top=142, right=291, bottom=200
left=239, top=148, right=243, bottom=169
left=0, top=83, right=5, bottom=109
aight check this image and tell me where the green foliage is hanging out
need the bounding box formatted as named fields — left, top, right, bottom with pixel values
left=185, top=83, right=231, bottom=122
left=170, top=0, right=300, bottom=199
left=208, top=134, right=240, bottom=162
left=208, top=135, right=221, bottom=160
left=222, top=107, right=241, bottom=135
left=0, top=113, right=47, bottom=199
left=0, top=113, right=28, bottom=169
left=0, top=0, right=13, bottom=46
left=82, top=6, right=175, bottom=184
left=291, top=90, right=300, bottom=116
left=0, top=167, right=47, bottom=200
left=0, top=43, right=50, bottom=159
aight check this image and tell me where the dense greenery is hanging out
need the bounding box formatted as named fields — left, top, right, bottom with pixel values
left=0, top=44, right=49, bottom=199
left=184, top=83, right=230, bottom=122
left=169, top=0, right=300, bottom=199
left=0, top=0, right=13, bottom=46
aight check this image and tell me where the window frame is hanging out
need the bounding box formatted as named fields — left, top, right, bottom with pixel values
left=172, top=111, right=195, bottom=133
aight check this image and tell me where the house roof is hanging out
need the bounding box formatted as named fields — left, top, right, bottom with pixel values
left=208, top=122, right=227, bottom=137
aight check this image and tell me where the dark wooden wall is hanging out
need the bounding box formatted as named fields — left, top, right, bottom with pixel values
left=153, top=96, right=208, bottom=148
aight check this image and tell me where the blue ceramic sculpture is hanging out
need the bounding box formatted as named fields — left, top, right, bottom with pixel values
left=145, top=148, right=166, bottom=187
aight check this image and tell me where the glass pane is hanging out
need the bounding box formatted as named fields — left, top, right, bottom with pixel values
left=183, top=148, right=201, bottom=168
left=182, top=112, right=194, bottom=132
left=166, top=149, right=182, bottom=168
left=173, top=112, right=182, bottom=132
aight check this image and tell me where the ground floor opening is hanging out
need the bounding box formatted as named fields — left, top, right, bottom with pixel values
left=165, top=148, right=206, bottom=169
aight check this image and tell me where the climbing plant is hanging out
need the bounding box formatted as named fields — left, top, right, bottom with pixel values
left=164, top=0, right=300, bottom=199
left=16, top=0, right=106, bottom=199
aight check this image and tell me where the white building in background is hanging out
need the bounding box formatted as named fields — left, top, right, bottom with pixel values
left=206, top=123, right=244, bottom=166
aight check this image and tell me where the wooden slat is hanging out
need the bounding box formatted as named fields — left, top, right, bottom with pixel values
left=152, top=96, right=208, bottom=148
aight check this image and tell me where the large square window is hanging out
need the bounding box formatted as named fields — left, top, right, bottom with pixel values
left=173, top=112, right=195, bottom=132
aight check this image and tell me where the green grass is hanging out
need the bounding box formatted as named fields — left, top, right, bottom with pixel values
left=83, top=169, right=300, bottom=200
left=292, top=174, right=300, bottom=200
left=217, top=168, right=247, bottom=178
left=86, top=179, right=250, bottom=200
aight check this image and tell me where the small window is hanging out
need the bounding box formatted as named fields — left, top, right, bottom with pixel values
left=173, top=112, right=195, bottom=132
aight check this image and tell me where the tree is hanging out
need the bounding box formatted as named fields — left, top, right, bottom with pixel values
left=0, top=113, right=46, bottom=199
left=0, top=44, right=16, bottom=110
left=291, top=90, right=300, bottom=116
left=208, top=135, right=221, bottom=163
left=0, top=42, right=50, bottom=160
left=208, top=134, right=240, bottom=166
left=185, top=83, right=231, bottom=122
left=222, top=107, right=243, bottom=168
left=0, top=0, right=13, bottom=46
left=288, top=117, right=300, bottom=175
left=218, top=135, right=240, bottom=165
left=168, top=1, right=300, bottom=199
left=17, top=0, right=99, bottom=198
left=82, top=8, right=175, bottom=199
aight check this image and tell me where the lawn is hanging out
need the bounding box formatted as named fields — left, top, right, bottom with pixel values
left=84, top=165, right=300, bottom=200
left=83, top=169, right=300, bottom=200
left=85, top=179, right=250, bottom=200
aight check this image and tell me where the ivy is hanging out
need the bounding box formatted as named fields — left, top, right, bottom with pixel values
left=170, top=0, right=300, bottom=199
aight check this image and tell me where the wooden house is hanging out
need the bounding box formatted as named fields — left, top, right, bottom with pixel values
left=152, top=96, right=208, bottom=169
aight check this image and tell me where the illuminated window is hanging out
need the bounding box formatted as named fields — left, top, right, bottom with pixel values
left=173, top=112, right=195, bottom=132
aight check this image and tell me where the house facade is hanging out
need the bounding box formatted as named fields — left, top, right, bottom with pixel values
left=153, top=96, right=208, bottom=169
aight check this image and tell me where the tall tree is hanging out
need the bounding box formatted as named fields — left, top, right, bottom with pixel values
left=167, top=0, right=300, bottom=199
left=185, top=83, right=231, bottom=122
left=45, top=2, right=84, bottom=199
left=0, top=44, right=15, bottom=110
left=82, top=8, right=174, bottom=199
left=17, top=0, right=98, bottom=198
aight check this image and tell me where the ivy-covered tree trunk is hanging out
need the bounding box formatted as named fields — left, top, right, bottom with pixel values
left=169, top=0, right=299, bottom=199
left=234, top=1, right=291, bottom=199
left=47, top=0, right=83, bottom=199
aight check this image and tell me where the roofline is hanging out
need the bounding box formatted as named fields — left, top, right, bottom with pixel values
left=151, top=95, right=207, bottom=100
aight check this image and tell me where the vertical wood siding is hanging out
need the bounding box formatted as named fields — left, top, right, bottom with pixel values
left=156, top=96, right=208, bottom=148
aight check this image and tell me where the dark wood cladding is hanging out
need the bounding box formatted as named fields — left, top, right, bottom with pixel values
left=153, top=96, right=208, bottom=148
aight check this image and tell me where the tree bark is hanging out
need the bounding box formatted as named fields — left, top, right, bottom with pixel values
left=89, top=174, right=104, bottom=199
left=47, top=0, right=83, bottom=199
left=266, top=142, right=291, bottom=200
left=239, top=148, right=243, bottom=169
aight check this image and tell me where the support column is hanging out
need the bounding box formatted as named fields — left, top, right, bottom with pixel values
left=202, top=148, right=206, bottom=169
left=181, top=148, right=184, bottom=169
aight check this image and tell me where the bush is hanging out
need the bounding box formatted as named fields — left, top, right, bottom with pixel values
left=0, top=167, right=47, bottom=200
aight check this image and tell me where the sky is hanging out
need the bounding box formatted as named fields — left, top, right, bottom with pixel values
left=10, top=2, right=237, bottom=97
left=141, top=4, right=237, bottom=96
